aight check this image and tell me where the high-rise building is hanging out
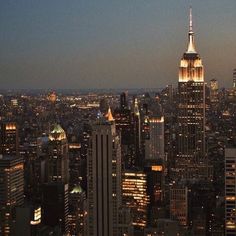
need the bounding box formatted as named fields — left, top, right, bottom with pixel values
left=114, top=98, right=135, bottom=168
left=47, top=124, right=69, bottom=184
left=120, top=92, right=128, bottom=110
left=15, top=205, right=41, bottom=236
left=0, top=122, right=19, bottom=156
left=145, top=116, right=164, bottom=161
left=209, top=79, right=219, bottom=104
left=233, top=69, right=236, bottom=89
left=42, top=182, right=69, bottom=234
left=170, top=185, right=188, bottom=227
left=133, top=98, right=141, bottom=165
left=0, top=155, right=24, bottom=236
left=177, top=8, right=206, bottom=176
left=224, top=148, right=236, bottom=236
left=86, top=112, right=121, bottom=236
left=144, top=160, right=165, bottom=226
left=122, top=170, right=149, bottom=230
left=68, top=185, right=86, bottom=236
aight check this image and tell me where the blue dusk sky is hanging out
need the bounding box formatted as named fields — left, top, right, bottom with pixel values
left=0, top=0, right=235, bottom=89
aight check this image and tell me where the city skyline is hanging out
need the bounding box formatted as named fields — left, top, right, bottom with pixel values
left=0, top=0, right=236, bottom=89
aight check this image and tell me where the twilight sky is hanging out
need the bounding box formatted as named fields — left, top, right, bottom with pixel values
left=0, top=0, right=236, bottom=89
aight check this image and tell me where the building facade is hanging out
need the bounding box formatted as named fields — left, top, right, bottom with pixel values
left=177, top=8, right=206, bottom=177
left=225, top=148, right=236, bottom=236
left=0, top=122, right=19, bottom=156
left=122, top=170, right=149, bottom=229
left=0, top=155, right=24, bottom=235
left=86, top=114, right=121, bottom=236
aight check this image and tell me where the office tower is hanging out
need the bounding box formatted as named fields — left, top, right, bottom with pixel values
left=47, top=124, right=69, bottom=184
left=177, top=8, right=205, bottom=175
left=233, top=69, right=236, bottom=89
left=68, top=185, right=86, bottom=236
left=118, top=208, right=133, bottom=236
left=120, top=92, right=128, bottom=110
left=209, top=79, right=219, bottom=104
left=145, top=116, right=164, bottom=161
left=188, top=180, right=215, bottom=235
left=0, top=155, right=24, bottom=236
left=68, top=142, right=82, bottom=189
left=122, top=170, right=149, bottom=231
left=99, top=98, right=109, bottom=114
left=15, top=205, right=41, bottom=236
left=144, top=160, right=165, bottom=226
left=133, top=98, right=141, bottom=165
left=86, top=112, right=121, bottom=236
left=114, top=96, right=135, bottom=168
left=224, top=148, right=236, bottom=236
left=170, top=185, right=188, bottom=227
left=0, top=122, right=19, bottom=156
left=42, top=183, right=69, bottom=234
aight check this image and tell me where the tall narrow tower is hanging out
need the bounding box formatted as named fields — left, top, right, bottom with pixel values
left=47, top=124, right=69, bottom=184
left=224, top=148, right=236, bottom=236
left=0, top=155, right=24, bottom=235
left=177, top=8, right=205, bottom=176
left=233, top=68, right=236, bottom=89
left=87, top=112, right=121, bottom=236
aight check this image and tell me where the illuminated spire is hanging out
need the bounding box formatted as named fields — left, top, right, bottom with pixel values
left=106, top=107, right=114, bottom=122
left=187, top=6, right=196, bottom=53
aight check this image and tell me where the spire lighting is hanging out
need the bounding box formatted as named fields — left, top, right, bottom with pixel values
left=187, top=6, right=196, bottom=53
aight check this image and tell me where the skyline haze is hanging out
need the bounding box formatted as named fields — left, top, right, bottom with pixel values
left=0, top=0, right=235, bottom=89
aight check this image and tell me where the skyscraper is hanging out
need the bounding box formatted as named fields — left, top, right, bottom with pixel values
left=114, top=95, right=136, bottom=168
left=209, top=79, right=219, bottom=104
left=0, top=155, right=24, bottom=235
left=224, top=148, right=236, bottom=236
left=86, top=112, right=121, bottom=236
left=233, top=69, right=236, bottom=89
left=0, top=122, right=19, bottom=156
left=42, top=182, right=69, bottom=233
left=145, top=116, right=164, bottom=161
left=122, top=170, right=149, bottom=230
left=170, top=185, right=188, bottom=227
left=133, top=98, right=141, bottom=165
left=120, top=92, right=128, bottom=110
left=177, top=8, right=205, bottom=177
left=47, top=124, right=69, bottom=184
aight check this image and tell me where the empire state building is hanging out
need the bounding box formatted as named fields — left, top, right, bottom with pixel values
left=177, top=8, right=206, bottom=177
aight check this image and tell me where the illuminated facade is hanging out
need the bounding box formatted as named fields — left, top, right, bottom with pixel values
left=170, top=186, right=188, bottom=227
left=225, top=148, right=236, bottom=235
left=114, top=101, right=135, bottom=168
left=133, top=98, right=141, bottom=165
left=122, top=170, right=149, bottom=229
left=233, top=69, right=236, bottom=89
left=86, top=115, right=121, bottom=236
left=177, top=8, right=205, bottom=172
left=47, top=124, right=69, bottom=183
left=145, top=161, right=165, bottom=226
left=0, top=122, right=19, bottom=156
left=209, top=79, right=219, bottom=104
left=15, top=205, right=41, bottom=236
left=48, top=91, right=57, bottom=102
left=0, top=155, right=24, bottom=236
left=145, top=116, right=164, bottom=160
